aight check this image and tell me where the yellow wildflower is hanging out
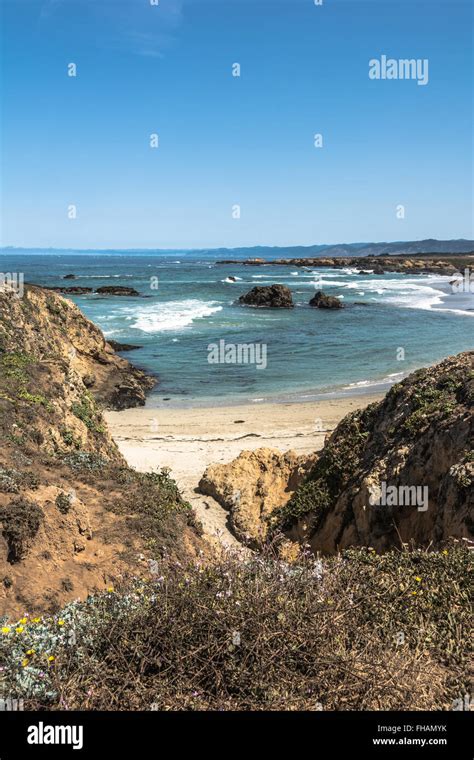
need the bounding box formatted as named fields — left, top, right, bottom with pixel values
left=57, top=619, right=65, bottom=626
left=32, top=617, right=41, bottom=624
left=107, top=587, right=114, bottom=593
left=411, top=591, right=417, bottom=596
left=48, top=655, right=55, bottom=662
left=415, top=577, right=422, bottom=582
left=19, top=617, right=27, bottom=624
left=26, top=649, right=35, bottom=656
left=442, top=550, right=448, bottom=556
left=21, top=659, right=29, bottom=667
left=1, top=626, right=11, bottom=635
left=15, top=626, right=24, bottom=634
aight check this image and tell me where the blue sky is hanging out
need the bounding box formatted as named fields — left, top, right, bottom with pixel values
left=1, top=0, right=472, bottom=249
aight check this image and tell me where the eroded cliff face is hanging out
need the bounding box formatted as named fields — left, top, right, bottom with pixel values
left=199, top=353, right=473, bottom=554
left=198, top=448, right=317, bottom=546
left=273, top=352, right=473, bottom=553
left=0, top=286, right=200, bottom=617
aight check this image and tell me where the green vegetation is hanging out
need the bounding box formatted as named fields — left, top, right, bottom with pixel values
left=0, top=467, right=39, bottom=494
left=0, top=352, right=33, bottom=384
left=55, top=492, right=72, bottom=515
left=60, top=429, right=81, bottom=448
left=272, top=406, right=375, bottom=532
left=0, top=543, right=470, bottom=710
left=71, top=393, right=105, bottom=434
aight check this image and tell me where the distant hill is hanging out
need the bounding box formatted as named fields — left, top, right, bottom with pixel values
left=207, top=239, right=474, bottom=258
left=2, top=238, right=473, bottom=258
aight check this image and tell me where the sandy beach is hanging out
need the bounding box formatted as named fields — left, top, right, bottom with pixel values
left=105, top=393, right=382, bottom=546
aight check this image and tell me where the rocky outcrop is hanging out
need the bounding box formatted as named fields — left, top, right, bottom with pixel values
left=238, top=285, right=294, bottom=308
left=47, top=286, right=93, bottom=295
left=198, top=448, right=317, bottom=546
left=272, top=352, right=474, bottom=553
left=107, top=341, right=141, bottom=352
left=45, top=285, right=140, bottom=297
left=96, top=286, right=140, bottom=296
left=309, top=291, right=344, bottom=309
left=219, top=254, right=474, bottom=277
left=0, top=285, right=200, bottom=616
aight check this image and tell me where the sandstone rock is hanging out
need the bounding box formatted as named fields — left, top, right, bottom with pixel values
left=238, top=285, right=294, bottom=308
left=198, top=448, right=317, bottom=546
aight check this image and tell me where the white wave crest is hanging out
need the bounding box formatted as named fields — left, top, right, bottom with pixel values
left=130, top=299, right=222, bottom=333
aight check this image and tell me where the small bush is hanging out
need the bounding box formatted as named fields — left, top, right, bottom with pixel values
left=55, top=492, right=72, bottom=515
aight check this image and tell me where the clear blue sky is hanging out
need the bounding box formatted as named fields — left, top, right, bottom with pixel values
left=1, top=0, right=472, bottom=249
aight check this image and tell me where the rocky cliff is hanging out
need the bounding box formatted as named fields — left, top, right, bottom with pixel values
left=199, top=353, right=473, bottom=553
left=273, top=352, right=473, bottom=552
left=0, top=286, right=200, bottom=617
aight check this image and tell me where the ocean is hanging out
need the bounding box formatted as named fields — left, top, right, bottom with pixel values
left=1, top=250, right=473, bottom=408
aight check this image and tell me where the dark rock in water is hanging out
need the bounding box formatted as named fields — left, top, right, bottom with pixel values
left=63, top=274, right=76, bottom=280
left=46, top=286, right=93, bottom=295
left=228, top=276, right=237, bottom=282
left=354, top=301, right=369, bottom=306
left=96, top=286, right=140, bottom=296
left=372, top=265, right=385, bottom=275
left=108, top=340, right=141, bottom=352
left=309, top=291, right=344, bottom=309
left=239, top=284, right=294, bottom=308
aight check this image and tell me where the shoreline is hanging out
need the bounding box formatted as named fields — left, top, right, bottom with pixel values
left=105, top=393, right=383, bottom=546
left=141, top=379, right=403, bottom=409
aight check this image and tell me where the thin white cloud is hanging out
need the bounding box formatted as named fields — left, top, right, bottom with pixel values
left=39, top=0, right=184, bottom=57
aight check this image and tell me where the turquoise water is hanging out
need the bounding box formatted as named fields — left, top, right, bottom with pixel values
left=1, top=251, right=472, bottom=407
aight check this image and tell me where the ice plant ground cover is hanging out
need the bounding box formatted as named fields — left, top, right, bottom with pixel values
left=0, top=542, right=471, bottom=711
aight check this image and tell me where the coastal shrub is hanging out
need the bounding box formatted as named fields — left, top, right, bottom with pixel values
left=0, top=467, right=40, bottom=493
left=62, top=451, right=109, bottom=473
left=271, top=407, right=374, bottom=531
left=0, top=498, right=44, bottom=562
left=111, top=467, right=202, bottom=542
left=71, top=393, right=105, bottom=434
left=55, top=492, right=72, bottom=515
left=0, top=542, right=470, bottom=711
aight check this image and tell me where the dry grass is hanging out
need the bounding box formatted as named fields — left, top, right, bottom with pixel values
left=1, top=541, right=470, bottom=711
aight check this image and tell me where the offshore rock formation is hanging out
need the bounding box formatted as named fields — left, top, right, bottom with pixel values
left=45, top=285, right=140, bottom=297
left=309, top=291, right=344, bottom=309
left=0, top=285, right=200, bottom=616
left=198, top=448, right=317, bottom=546
left=238, top=284, right=294, bottom=308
